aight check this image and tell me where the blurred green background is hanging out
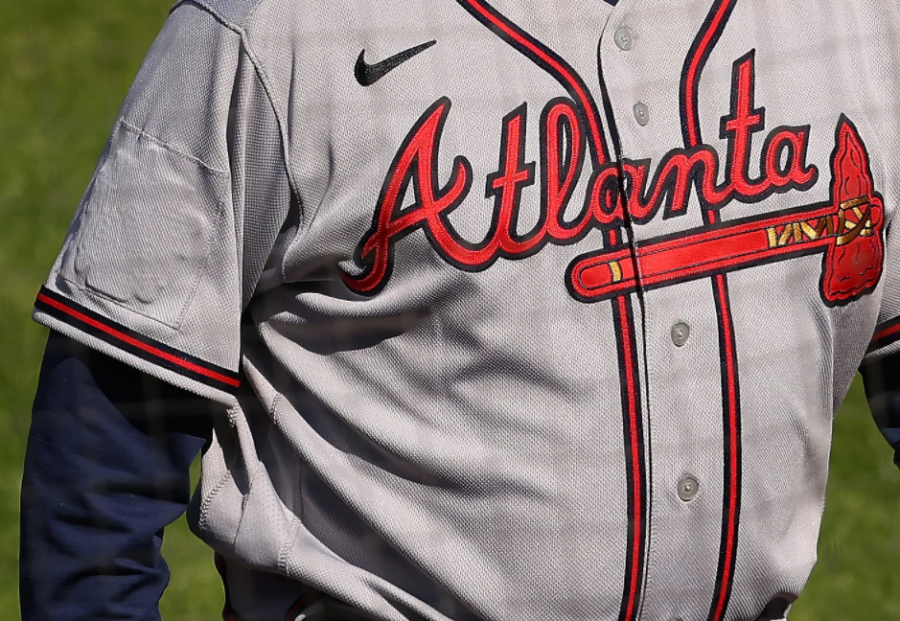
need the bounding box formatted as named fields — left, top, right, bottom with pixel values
left=1, top=1, right=898, bottom=619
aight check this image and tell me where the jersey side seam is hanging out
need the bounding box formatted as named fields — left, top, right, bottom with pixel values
left=273, top=393, right=306, bottom=575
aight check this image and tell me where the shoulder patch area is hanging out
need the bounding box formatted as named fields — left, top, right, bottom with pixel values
left=181, top=0, right=265, bottom=30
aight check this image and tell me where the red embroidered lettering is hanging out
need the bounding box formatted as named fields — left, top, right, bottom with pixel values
left=341, top=98, right=472, bottom=295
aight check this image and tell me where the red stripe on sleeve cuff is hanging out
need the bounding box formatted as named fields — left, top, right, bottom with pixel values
left=35, top=287, right=240, bottom=392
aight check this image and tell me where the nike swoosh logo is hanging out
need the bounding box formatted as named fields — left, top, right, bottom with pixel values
left=355, top=40, right=437, bottom=86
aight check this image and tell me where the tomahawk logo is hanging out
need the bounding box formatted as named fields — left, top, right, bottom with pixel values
left=567, top=115, right=884, bottom=306
left=340, top=9, right=884, bottom=307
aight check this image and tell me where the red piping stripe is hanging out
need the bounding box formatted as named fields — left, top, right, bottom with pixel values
left=711, top=274, right=740, bottom=621
left=683, top=0, right=735, bottom=146
left=873, top=322, right=900, bottom=343
left=456, top=6, right=642, bottom=618
left=459, top=0, right=608, bottom=166
left=36, top=293, right=241, bottom=388
left=682, top=3, right=741, bottom=620
left=618, top=295, right=643, bottom=621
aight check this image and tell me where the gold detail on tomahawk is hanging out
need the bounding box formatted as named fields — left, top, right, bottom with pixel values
left=609, top=261, right=623, bottom=283
left=765, top=196, right=874, bottom=249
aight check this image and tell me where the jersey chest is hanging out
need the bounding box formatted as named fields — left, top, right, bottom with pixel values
left=264, top=0, right=891, bottom=330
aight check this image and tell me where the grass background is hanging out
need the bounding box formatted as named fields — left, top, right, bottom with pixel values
left=1, top=1, right=898, bottom=619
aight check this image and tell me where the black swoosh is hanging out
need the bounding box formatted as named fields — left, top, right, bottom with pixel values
left=355, top=40, right=437, bottom=86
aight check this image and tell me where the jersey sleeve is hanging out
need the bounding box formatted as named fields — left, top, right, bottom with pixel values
left=865, top=219, right=900, bottom=363
left=33, top=1, right=292, bottom=405
left=859, top=219, right=900, bottom=457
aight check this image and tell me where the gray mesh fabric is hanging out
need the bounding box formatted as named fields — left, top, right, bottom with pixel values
left=34, top=0, right=900, bottom=620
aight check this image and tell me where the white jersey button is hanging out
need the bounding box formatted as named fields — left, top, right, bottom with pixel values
left=633, top=102, right=650, bottom=126
left=614, top=27, right=635, bottom=51
left=677, top=476, right=700, bottom=502
left=671, top=322, right=690, bottom=346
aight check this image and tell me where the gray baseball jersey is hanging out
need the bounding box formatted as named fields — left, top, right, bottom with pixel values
left=33, top=0, right=900, bottom=619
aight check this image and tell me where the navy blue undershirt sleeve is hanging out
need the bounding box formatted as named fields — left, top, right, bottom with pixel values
left=20, top=330, right=217, bottom=621
left=860, top=350, right=900, bottom=468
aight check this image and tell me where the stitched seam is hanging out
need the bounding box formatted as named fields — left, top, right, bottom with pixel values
left=236, top=37, right=307, bottom=230
left=198, top=406, right=244, bottom=537
left=189, top=0, right=306, bottom=226
left=173, top=195, right=228, bottom=328
left=183, top=0, right=267, bottom=29
left=197, top=441, right=235, bottom=536
left=199, top=469, right=235, bottom=533
left=65, top=249, right=221, bottom=332
left=243, top=0, right=266, bottom=26
left=171, top=0, right=307, bottom=281
left=55, top=273, right=185, bottom=330
left=117, top=120, right=229, bottom=177
left=273, top=393, right=305, bottom=574
left=181, top=0, right=246, bottom=33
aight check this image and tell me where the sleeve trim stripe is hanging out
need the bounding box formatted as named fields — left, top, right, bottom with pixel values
left=35, top=287, right=241, bottom=392
left=868, top=317, right=900, bottom=353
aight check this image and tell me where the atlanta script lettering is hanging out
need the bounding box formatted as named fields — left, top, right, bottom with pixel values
left=341, top=52, right=881, bottom=304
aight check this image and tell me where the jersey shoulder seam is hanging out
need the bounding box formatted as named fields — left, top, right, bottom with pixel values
left=173, top=0, right=306, bottom=229
left=236, top=24, right=307, bottom=230
left=177, top=0, right=266, bottom=32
